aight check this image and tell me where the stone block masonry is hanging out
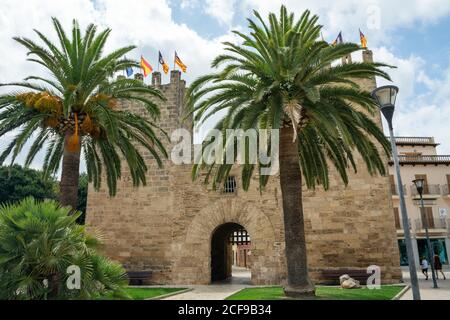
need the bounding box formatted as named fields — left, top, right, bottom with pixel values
left=86, top=52, right=402, bottom=285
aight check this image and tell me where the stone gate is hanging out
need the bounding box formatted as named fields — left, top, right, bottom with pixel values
left=86, top=50, right=402, bottom=285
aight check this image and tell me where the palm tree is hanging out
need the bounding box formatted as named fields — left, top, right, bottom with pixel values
left=0, top=18, right=167, bottom=210
left=186, top=6, right=392, bottom=297
left=0, top=197, right=128, bottom=300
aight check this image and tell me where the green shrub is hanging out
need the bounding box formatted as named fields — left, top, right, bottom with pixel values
left=0, top=165, right=59, bottom=205
left=0, top=197, right=128, bottom=300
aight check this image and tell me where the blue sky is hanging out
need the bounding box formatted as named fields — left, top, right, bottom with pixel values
left=1, top=0, right=450, bottom=171
left=172, top=0, right=450, bottom=153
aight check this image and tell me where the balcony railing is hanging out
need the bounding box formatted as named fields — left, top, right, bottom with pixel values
left=391, top=184, right=406, bottom=196
left=442, top=185, right=450, bottom=196
left=395, top=218, right=411, bottom=230
left=415, top=218, right=448, bottom=230
left=410, top=184, right=441, bottom=196
left=394, top=155, right=450, bottom=165
left=394, top=137, right=436, bottom=145
left=391, top=184, right=450, bottom=197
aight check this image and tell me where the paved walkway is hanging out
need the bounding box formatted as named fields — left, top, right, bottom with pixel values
left=161, top=266, right=450, bottom=300
left=163, top=267, right=252, bottom=300
left=400, top=267, right=450, bottom=300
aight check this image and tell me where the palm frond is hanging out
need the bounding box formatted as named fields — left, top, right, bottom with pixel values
left=187, top=5, right=393, bottom=191
left=0, top=18, right=168, bottom=197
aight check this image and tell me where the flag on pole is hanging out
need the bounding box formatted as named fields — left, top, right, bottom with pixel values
left=359, top=29, right=368, bottom=48
left=159, top=51, right=169, bottom=74
left=174, top=51, right=187, bottom=73
left=331, top=31, right=343, bottom=46
left=126, top=66, right=134, bottom=77
left=140, top=56, right=153, bottom=77
left=124, top=56, right=134, bottom=77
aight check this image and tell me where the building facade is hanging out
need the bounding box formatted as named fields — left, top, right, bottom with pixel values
left=389, top=137, right=450, bottom=266
left=86, top=50, right=402, bottom=285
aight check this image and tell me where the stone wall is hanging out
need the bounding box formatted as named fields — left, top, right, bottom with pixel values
left=86, top=51, right=402, bottom=285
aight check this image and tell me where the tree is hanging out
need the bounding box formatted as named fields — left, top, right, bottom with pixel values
left=186, top=6, right=392, bottom=297
left=0, top=197, right=128, bottom=300
left=0, top=18, right=167, bottom=210
left=76, top=173, right=88, bottom=224
left=0, top=164, right=58, bottom=204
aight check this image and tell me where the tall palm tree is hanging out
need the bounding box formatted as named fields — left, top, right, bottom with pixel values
left=0, top=18, right=167, bottom=209
left=186, top=6, right=392, bottom=297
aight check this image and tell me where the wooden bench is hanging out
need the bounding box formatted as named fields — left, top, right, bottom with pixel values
left=126, top=271, right=152, bottom=285
left=320, top=269, right=370, bottom=285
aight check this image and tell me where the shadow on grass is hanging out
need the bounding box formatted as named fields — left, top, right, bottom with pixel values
left=225, top=286, right=405, bottom=300
left=97, top=287, right=187, bottom=300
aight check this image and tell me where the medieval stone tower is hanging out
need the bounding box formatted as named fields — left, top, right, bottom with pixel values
left=86, top=50, right=402, bottom=285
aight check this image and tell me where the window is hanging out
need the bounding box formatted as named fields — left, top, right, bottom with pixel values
left=389, top=175, right=395, bottom=185
left=421, top=207, right=435, bottom=229
left=390, top=175, right=397, bottom=195
left=393, top=208, right=401, bottom=229
left=229, top=229, right=250, bottom=245
left=417, top=239, right=448, bottom=265
left=223, top=176, right=237, bottom=194
left=402, top=152, right=422, bottom=156
left=415, top=174, right=429, bottom=194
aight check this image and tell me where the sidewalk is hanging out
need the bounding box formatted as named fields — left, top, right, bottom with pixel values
left=162, top=267, right=252, bottom=300
left=161, top=266, right=450, bottom=300
left=400, top=267, right=450, bottom=300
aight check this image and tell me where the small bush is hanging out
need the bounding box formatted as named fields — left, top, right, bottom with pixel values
left=0, top=197, right=128, bottom=300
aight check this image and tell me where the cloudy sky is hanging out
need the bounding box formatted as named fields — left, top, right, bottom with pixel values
left=1, top=0, right=450, bottom=171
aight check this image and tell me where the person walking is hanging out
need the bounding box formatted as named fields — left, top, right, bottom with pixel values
left=434, top=254, right=447, bottom=280
left=421, top=257, right=429, bottom=280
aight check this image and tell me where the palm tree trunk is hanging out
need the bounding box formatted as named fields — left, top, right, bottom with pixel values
left=279, top=125, right=315, bottom=297
left=59, top=131, right=81, bottom=210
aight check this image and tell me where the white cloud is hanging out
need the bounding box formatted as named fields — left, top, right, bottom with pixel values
left=0, top=0, right=232, bottom=86
left=394, top=62, right=450, bottom=154
left=211, top=0, right=450, bottom=64
left=367, top=47, right=450, bottom=154
left=179, top=0, right=197, bottom=9
left=373, top=47, right=426, bottom=104
left=239, top=0, right=450, bottom=35
left=394, top=103, right=450, bottom=154
left=203, top=0, right=237, bottom=27
left=0, top=0, right=232, bottom=169
left=1, top=0, right=450, bottom=171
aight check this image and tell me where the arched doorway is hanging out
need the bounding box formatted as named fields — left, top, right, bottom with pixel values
left=175, top=198, right=284, bottom=285
left=211, top=223, right=251, bottom=283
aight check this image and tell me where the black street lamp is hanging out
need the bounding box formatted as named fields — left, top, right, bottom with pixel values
left=413, top=178, right=439, bottom=289
left=371, top=85, right=421, bottom=300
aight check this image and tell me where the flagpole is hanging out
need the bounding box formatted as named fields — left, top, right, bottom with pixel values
left=140, top=55, right=144, bottom=83
left=173, top=51, right=176, bottom=71
left=123, top=56, right=127, bottom=77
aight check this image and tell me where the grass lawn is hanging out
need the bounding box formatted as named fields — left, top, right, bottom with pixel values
left=226, top=286, right=405, bottom=300
left=98, top=287, right=187, bottom=300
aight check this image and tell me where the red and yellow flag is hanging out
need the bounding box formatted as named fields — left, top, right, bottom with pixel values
left=159, top=51, right=169, bottom=74
left=140, top=56, right=153, bottom=77
left=174, top=51, right=187, bottom=73
left=331, top=31, right=343, bottom=47
left=359, top=29, right=368, bottom=48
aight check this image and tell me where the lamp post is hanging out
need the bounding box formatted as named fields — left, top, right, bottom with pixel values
left=413, top=178, right=438, bottom=289
left=371, top=85, right=421, bottom=300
